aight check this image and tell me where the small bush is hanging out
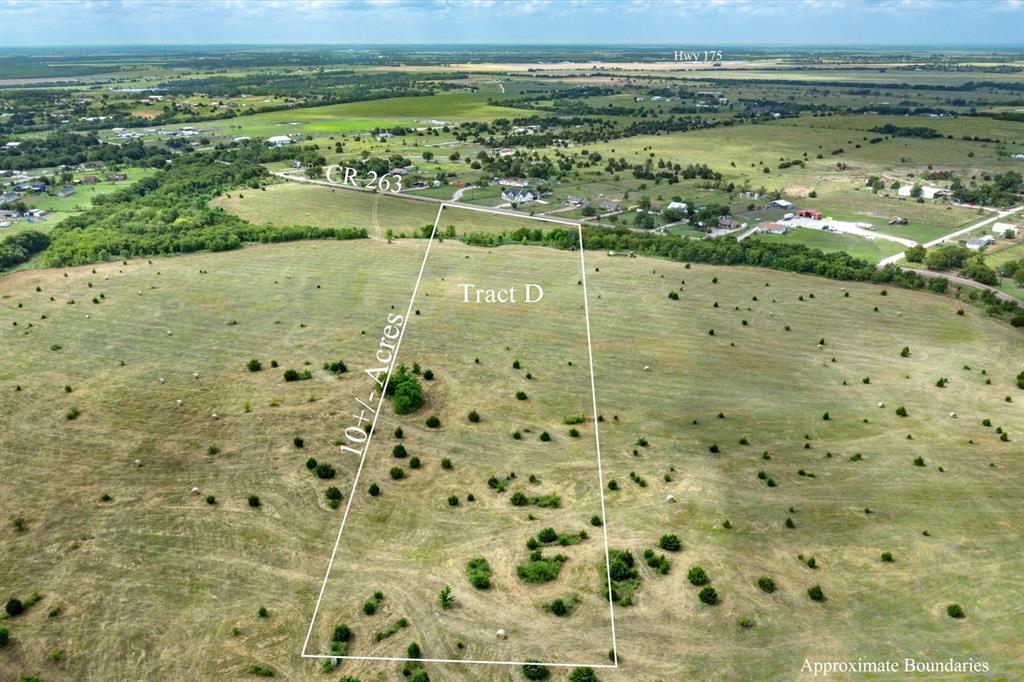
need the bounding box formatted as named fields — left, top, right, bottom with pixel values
left=257, top=606, right=268, bottom=618
left=248, top=665, right=275, bottom=677
left=659, top=534, right=682, bottom=552
left=881, top=551, right=894, bottom=563
left=698, top=586, right=718, bottom=605
left=66, top=406, right=80, bottom=420
left=539, top=431, right=551, bottom=442
left=688, top=566, right=709, bottom=586
left=468, top=410, right=480, bottom=422
left=516, top=391, right=528, bottom=400
left=757, top=576, right=776, bottom=593
left=448, top=495, right=459, bottom=507
left=409, top=457, right=421, bottom=469
left=315, top=463, right=336, bottom=479
left=247, top=495, right=261, bottom=508
left=591, top=515, right=603, bottom=527
left=568, top=668, right=598, bottom=682
left=0, top=625, right=8, bottom=647
left=206, top=495, right=216, bottom=505
left=332, top=624, right=352, bottom=642
left=293, top=436, right=304, bottom=448
left=425, top=415, right=441, bottom=428
left=807, top=584, right=826, bottom=602
left=389, top=467, right=404, bottom=480
left=283, top=368, right=311, bottom=382
left=368, top=483, right=380, bottom=496
left=467, top=557, right=492, bottom=589
left=523, top=662, right=550, bottom=680
left=895, top=406, right=908, bottom=417
left=947, top=604, right=965, bottom=619
left=5, top=597, right=24, bottom=617
left=306, top=457, right=317, bottom=470
left=246, top=359, right=262, bottom=372
left=392, top=444, right=407, bottom=459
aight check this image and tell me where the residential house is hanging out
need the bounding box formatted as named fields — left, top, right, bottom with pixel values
left=109, top=173, right=128, bottom=182
left=57, top=187, right=75, bottom=198
left=897, top=185, right=950, bottom=200
left=0, top=191, right=20, bottom=205
left=992, top=222, right=1018, bottom=237
left=80, top=176, right=98, bottom=185
left=502, top=188, right=537, bottom=204
left=758, top=223, right=787, bottom=235
left=598, top=200, right=621, bottom=212
left=666, top=201, right=688, bottom=212
left=771, top=199, right=795, bottom=209
left=565, top=196, right=587, bottom=207
left=966, top=235, right=995, bottom=250
left=266, top=135, right=292, bottom=147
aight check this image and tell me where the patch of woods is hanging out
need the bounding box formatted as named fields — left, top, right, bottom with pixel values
left=37, top=143, right=367, bottom=267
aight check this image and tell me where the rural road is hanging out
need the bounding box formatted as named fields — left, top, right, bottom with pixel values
left=899, top=266, right=1022, bottom=307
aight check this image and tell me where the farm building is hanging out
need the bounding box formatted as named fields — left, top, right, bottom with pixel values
left=565, top=196, right=587, bottom=207
left=666, top=201, right=688, bottom=212
left=502, top=188, right=537, bottom=204
left=758, top=223, right=788, bottom=235
left=109, top=173, right=128, bottom=182
left=57, top=187, right=75, bottom=198
left=0, top=191, right=20, bottom=205
left=966, top=235, right=995, bottom=250
left=266, top=135, right=292, bottom=147
left=771, top=199, right=795, bottom=209
left=80, top=175, right=98, bottom=184
left=798, top=209, right=822, bottom=220
left=498, top=178, right=529, bottom=188
left=598, top=200, right=621, bottom=212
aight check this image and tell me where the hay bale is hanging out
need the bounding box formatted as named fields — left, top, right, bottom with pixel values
left=133, top=459, right=141, bottom=467
left=666, top=494, right=676, bottom=503
left=190, top=486, right=200, bottom=495
left=949, top=412, right=956, bottom=418
left=176, top=399, right=182, bottom=406
left=159, top=377, right=165, bottom=384
left=495, top=628, right=507, bottom=640
left=193, top=372, right=199, bottom=379
left=643, top=365, right=651, bottom=372
left=211, top=412, right=219, bottom=420
left=878, top=402, right=885, bottom=408
left=166, top=330, right=172, bottom=336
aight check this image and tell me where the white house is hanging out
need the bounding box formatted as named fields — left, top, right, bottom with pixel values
left=266, top=135, right=291, bottom=147
left=966, top=235, right=995, bottom=250
left=502, top=188, right=537, bottom=204
left=771, top=199, right=795, bottom=209
left=666, top=201, right=688, bottom=212
left=992, top=222, right=1018, bottom=237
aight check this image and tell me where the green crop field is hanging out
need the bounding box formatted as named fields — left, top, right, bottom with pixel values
left=1, top=233, right=1021, bottom=681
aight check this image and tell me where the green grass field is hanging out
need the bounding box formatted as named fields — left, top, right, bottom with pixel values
left=750, top=229, right=905, bottom=263
left=1, top=235, right=1021, bottom=681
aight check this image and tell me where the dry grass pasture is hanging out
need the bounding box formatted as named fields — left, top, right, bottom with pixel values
left=1, top=235, right=1022, bottom=681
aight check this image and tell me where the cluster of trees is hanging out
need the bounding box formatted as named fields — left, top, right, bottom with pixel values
left=0, top=131, right=172, bottom=170
left=951, top=171, right=1022, bottom=207
left=384, top=363, right=424, bottom=415
left=39, top=144, right=366, bottom=266
left=0, top=230, right=49, bottom=272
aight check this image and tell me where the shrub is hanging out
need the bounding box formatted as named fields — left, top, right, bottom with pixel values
left=206, top=495, right=216, bottom=505
left=900, top=346, right=910, bottom=357
left=325, top=486, right=342, bottom=502
left=315, top=463, right=336, bottom=479
left=257, top=606, right=268, bottom=618
left=913, top=456, right=925, bottom=467
left=389, top=467, right=404, bottom=480
left=568, top=428, right=580, bottom=438
left=516, top=391, right=528, bottom=400
left=323, top=360, right=347, bottom=375
left=362, top=600, right=376, bottom=615
left=516, top=552, right=567, bottom=583
left=391, top=366, right=424, bottom=414
left=591, top=515, right=603, bottom=527
left=523, top=662, right=550, bottom=680
left=5, top=597, right=24, bottom=617
left=392, top=444, right=407, bottom=459
left=708, top=443, right=719, bottom=453
left=896, top=406, right=908, bottom=417
left=807, top=584, right=826, bottom=602
left=293, top=436, right=304, bottom=448
left=698, top=586, right=718, bottom=605
left=564, top=414, right=585, bottom=425
left=283, top=368, right=311, bottom=382
left=568, top=668, right=598, bottom=682
left=644, top=549, right=671, bottom=575
left=881, top=551, right=894, bottom=563
left=547, top=598, right=570, bottom=617
left=409, top=457, right=421, bottom=469
left=369, top=483, right=380, bottom=496
left=467, top=557, right=492, bottom=589
left=947, top=604, right=965, bottom=619
left=407, top=642, right=421, bottom=659
left=608, top=480, right=619, bottom=491
left=687, top=566, right=709, bottom=586
left=425, top=415, right=441, bottom=428
left=332, top=624, right=352, bottom=643
left=66, top=406, right=80, bottom=420
left=658, top=534, right=682, bottom=552
left=539, top=431, right=551, bottom=442
left=510, top=491, right=529, bottom=506
left=422, top=369, right=434, bottom=380
left=0, top=625, right=8, bottom=647
left=757, top=576, right=776, bottom=593
left=248, top=665, right=275, bottom=677
left=668, top=291, right=679, bottom=300
left=305, top=457, right=318, bottom=470
left=448, top=495, right=459, bottom=507
left=248, top=495, right=261, bottom=508
left=247, top=359, right=262, bottom=372
left=468, top=410, right=480, bottom=422
left=785, top=517, right=796, bottom=528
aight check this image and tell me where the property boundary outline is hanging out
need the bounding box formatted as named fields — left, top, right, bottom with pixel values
left=300, top=202, right=619, bottom=670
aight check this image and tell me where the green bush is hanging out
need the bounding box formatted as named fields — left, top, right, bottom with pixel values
left=368, top=483, right=381, bottom=496
left=516, top=552, right=567, bottom=583
left=539, top=431, right=551, bottom=442
left=568, top=668, right=598, bottom=682
left=516, top=391, right=528, bottom=400
left=315, top=463, right=336, bottom=479
left=757, top=576, right=776, bottom=593
left=248, top=495, right=261, bottom=508
left=947, top=603, right=965, bottom=619
left=523, top=662, right=550, bottom=680
left=467, top=557, right=492, bottom=589
left=687, top=566, right=709, bottom=586
left=293, top=436, right=304, bottom=448
left=0, top=625, right=8, bottom=647
left=468, top=410, right=480, bottom=422
left=392, top=444, right=407, bottom=458
left=389, top=467, right=404, bottom=480
left=425, top=415, right=441, bottom=428
left=5, top=597, right=24, bottom=617
left=448, top=495, right=459, bottom=507
left=283, top=368, right=311, bottom=382
left=407, top=642, right=421, bottom=659
left=332, top=623, right=352, bottom=643
left=807, top=584, right=826, bottom=602
left=658, top=534, right=682, bottom=552
left=246, top=359, right=262, bottom=372
left=409, top=457, right=421, bottom=469
left=206, top=495, right=216, bottom=505
left=698, top=586, right=718, bottom=605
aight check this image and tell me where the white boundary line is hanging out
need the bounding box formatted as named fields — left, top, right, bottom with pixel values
left=301, top=205, right=618, bottom=669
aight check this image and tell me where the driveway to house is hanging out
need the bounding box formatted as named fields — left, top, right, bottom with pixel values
left=878, top=205, right=1023, bottom=267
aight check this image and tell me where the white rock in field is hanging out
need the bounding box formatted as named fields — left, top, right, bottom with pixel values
left=666, top=494, right=676, bottom=503
left=104, top=276, right=110, bottom=280
left=495, top=629, right=507, bottom=640
left=816, top=344, right=823, bottom=350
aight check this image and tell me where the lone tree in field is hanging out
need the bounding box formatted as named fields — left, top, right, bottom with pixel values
left=947, top=604, right=965, bottom=619
left=523, top=662, right=551, bottom=680
left=807, top=584, right=826, bottom=602
left=437, top=585, right=454, bottom=610
left=698, top=586, right=718, bottom=605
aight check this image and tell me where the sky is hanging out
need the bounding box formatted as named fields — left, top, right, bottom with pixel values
left=0, top=0, right=1022, bottom=48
